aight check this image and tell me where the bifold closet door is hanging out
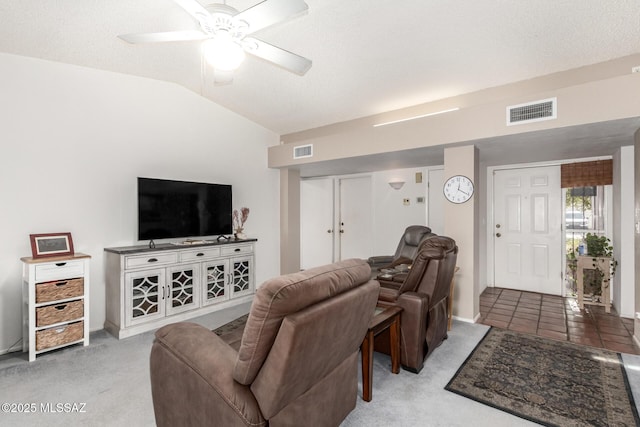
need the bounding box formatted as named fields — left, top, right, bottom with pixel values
left=301, top=176, right=374, bottom=268
left=300, top=178, right=335, bottom=270
left=337, top=177, right=372, bottom=260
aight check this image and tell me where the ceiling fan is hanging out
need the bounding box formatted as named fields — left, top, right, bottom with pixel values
left=118, top=0, right=312, bottom=84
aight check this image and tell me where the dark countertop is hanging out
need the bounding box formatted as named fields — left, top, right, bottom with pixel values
left=104, top=238, right=257, bottom=254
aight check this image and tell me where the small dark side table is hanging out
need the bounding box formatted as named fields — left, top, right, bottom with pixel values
left=360, top=305, right=402, bottom=402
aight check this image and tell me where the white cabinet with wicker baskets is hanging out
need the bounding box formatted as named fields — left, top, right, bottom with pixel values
left=21, top=253, right=91, bottom=362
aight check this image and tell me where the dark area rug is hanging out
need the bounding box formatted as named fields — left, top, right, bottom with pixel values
left=213, top=314, right=248, bottom=336
left=445, top=328, right=640, bottom=426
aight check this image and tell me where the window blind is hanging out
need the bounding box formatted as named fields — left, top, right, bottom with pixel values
left=560, top=160, right=612, bottom=188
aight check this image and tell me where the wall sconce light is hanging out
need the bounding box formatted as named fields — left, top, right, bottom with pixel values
left=388, top=181, right=405, bottom=190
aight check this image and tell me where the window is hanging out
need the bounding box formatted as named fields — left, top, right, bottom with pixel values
left=564, top=185, right=610, bottom=295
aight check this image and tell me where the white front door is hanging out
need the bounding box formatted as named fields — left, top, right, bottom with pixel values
left=300, top=178, right=335, bottom=269
left=493, top=166, right=562, bottom=295
left=338, top=176, right=372, bottom=260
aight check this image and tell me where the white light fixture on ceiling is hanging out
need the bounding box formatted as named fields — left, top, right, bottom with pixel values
left=388, top=181, right=405, bottom=190
left=373, top=107, right=460, bottom=128
left=118, top=0, right=313, bottom=84
left=202, top=33, right=246, bottom=71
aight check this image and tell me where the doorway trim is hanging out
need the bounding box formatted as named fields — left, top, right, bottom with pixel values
left=485, top=156, right=613, bottom=295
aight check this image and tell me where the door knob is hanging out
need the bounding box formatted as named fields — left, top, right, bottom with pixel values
left=496, top=233, right=502, bottom=238
left=327, top=229, right=333, bottom=233
left=340, top=229, right=344, bottom=233
left=496, top=224, right=501, bottom=228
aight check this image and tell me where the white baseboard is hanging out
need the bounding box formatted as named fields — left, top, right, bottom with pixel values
left=0, top=342, right=24, bottom=356
left=453, top=312, right=482, bottom=324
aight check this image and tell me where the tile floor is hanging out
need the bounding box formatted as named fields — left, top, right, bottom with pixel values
left=480, top=287, right=640, bottom=355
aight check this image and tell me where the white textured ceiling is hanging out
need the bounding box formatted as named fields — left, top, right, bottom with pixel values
left=1, top=0, right=639, bottom=136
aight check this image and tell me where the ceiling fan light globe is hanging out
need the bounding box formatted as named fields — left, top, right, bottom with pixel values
left=202, top=38, right=246, bottom=71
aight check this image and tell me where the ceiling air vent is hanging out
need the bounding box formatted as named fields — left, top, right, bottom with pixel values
left=293, top=144, right=313, bottom=159
left=507, top=97, right=557, bottom=126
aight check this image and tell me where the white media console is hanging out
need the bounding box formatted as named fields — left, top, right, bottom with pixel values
left=104, top=239, right=256, bottom=339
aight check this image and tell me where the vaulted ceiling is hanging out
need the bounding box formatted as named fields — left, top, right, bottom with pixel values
left=1, top=0, right=639, bottom=137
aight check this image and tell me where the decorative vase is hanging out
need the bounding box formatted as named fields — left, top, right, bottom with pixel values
left=234, top=231, right=246, bottom=240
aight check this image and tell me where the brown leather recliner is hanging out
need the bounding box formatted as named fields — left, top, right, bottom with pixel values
left=375, top=236, right=458, bottom=373
left=149, top=259, right=380, bottom=427
left=367, top=225, right=436, bottom=276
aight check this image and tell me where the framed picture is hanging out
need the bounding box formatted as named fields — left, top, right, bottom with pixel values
left=29, top=233, right=75, bottom=259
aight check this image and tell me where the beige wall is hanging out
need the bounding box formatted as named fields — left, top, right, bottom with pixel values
left=444, top=146, right=480, bottom=322
left=280, top=169, right=301, bottom=274
left=269, top=54, right=640, bottom=168
left=0, top=53, right=282, bottom=354
left=635, top=129, right=640, bottom=345
left=272, top=54, right=640, bottom=326
left=612, top=146, right=636, bottom=317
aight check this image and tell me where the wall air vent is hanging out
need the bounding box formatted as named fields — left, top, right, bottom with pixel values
left=293, top=144, right=313, bottom=159
left=507, top=97, right=557, bottom=126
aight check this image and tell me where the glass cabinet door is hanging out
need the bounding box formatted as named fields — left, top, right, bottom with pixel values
left=202, top=260, right=229, bottom=306
left=230, top=256, right=254, bottom=298
left=166, top=264, right=200, bottom=315
left=125, top=269, right=166, bottom=326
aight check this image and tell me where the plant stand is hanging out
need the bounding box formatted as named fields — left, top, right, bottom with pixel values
left=576, top=256, right=611, bottom=313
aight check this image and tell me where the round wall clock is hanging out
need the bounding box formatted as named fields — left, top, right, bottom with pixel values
left=443, top=175, right=474, bottom=204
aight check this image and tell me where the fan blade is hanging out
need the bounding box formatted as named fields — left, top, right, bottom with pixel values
left=118, top=30, right=207, bottom=44
left=173, top=0, right=211, bottom=22
left=244, top=37, right=311, bottom=75
left=236, top=0, right=309, bottom=35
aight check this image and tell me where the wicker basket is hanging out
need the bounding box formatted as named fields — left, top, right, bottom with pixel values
left=35, top=278, right=83, bottom=303
left=36, top=321, right=84, bottom=351
left=36, top=300, right=84, bottom=327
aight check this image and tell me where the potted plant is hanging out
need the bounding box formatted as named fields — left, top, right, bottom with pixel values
left=566, top=249, right=578, bottom=295
left=583, top=233, right=617, bottom=297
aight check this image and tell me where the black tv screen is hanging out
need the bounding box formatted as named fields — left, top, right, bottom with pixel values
left=137, top=178, right=232, bottom=241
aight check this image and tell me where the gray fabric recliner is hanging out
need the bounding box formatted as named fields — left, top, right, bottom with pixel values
left=149, top=259, right=380, bottom=427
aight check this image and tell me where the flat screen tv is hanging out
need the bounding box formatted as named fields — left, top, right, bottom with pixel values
left=137, top=177, right=232, bottom=241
